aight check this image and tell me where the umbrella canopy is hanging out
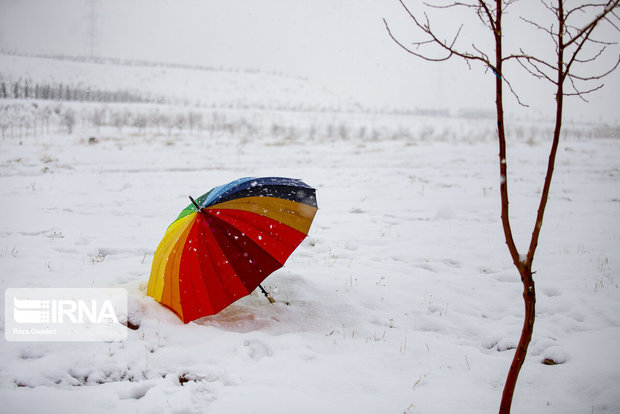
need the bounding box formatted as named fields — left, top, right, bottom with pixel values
left=147, top=177, right=318, bottom=323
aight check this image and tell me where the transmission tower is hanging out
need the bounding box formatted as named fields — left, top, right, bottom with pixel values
left=85, top=0, right=99, bottom=58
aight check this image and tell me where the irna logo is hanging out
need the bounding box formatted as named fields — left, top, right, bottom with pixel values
left=13, top=297, right=119, bottom=324
left=5, top=288, right=127, bottom=342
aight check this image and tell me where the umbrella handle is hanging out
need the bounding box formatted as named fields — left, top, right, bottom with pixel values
left=259, top=284, right=276, bottom=304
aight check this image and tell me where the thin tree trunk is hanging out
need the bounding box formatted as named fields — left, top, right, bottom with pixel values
left=384, top=1, right=617, bottom=412
left=499, top=267, right=535, bottom=413
left=494, top=2, right=521, bottom=271
left=495, top=1, right=537, bottom=412
left=500, top=2, right=567, bottom=411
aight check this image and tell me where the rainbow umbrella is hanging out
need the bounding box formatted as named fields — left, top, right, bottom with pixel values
left=147, top=177, right=318, bottom=323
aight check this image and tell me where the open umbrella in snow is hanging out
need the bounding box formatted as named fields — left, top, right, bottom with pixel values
left=147, top=177, right=318, bottom=323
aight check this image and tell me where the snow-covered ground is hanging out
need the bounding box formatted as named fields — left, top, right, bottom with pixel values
left=2, top=0, right=619, bottom=410
left=0, top=108, right=618, bottom=413
left=0, top=53, right=351, bottom=111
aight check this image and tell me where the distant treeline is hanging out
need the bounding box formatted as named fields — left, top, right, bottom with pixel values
left=0, top=79, right=169, bottom=104
left=0, top=101, right=434, bottom=142
left=0, top=78, right=390, bottom=115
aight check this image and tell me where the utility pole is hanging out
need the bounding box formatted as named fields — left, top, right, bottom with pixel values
left=85, top=0, right=99, bottom=58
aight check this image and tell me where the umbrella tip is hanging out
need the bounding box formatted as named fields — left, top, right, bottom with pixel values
left=189, top=195, right=200, bottom=210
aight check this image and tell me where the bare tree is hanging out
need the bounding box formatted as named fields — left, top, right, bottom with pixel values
left=0, top=108, right=9, bottom=139
left=62, top=108, right=76, bottom=134
left=384, top=1, right=620, bottom=413
left=133, top=113, right=148, bottom=135
left=87, top=106, right=106, bottom=133
left=187, top=111, right=203, bottom=135
left=111, top=109, right=129, bottom=134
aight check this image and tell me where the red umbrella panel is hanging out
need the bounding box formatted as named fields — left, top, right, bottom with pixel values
left=147, top=177, right=318, bottom=323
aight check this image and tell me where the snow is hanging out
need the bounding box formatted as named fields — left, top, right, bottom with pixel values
left=3, top=0, right=620, bottom=122
left=1, top=4, right=620, bottom=408
left=0, top=99, right=619, bottom=413
left=0, top=53, right=350, bottom=112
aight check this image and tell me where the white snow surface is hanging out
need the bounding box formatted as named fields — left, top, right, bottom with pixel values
left=0, top=53, right=350, bottom=111
left=0, top=108, right=619, bottom=414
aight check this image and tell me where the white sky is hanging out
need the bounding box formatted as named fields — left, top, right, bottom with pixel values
left=0, top=0, right=618, bottom=123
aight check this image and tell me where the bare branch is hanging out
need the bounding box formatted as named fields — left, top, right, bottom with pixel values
left=564, top=0, right=620, bottom=48
left=516, top=57, right=558, bottom=84
left=603, top=14, right=620, bottom=31
left=565, top=82, right=605, bottom=99
left=504, top=52, right=556, bottom=71
left=520, top=16, right=556, bottom=37
left=423, top=1, right=478, bottom=9
left=566, top=72, right=590, bottom=102
left=520, top=16, right=560, bottom=52
left=573, top=45, right=607, bottom=63
left=565, top=2, right=610, bottom=20
left=565, top=53, right=620, bottom=81
left=449, top=24, right=465, bottom=49
left=503, top=0, right=520, bottom=12
left=383, top=19, right=453, bottom=61
left=477, top=0, right=497, bottom=33
left=540, top=0, right=558, bottom=17
left=472, top=43, right=491, bottom=62
left=503, top=73, right=530, bottom=107
left=383, top=0, right=492, bottom=67
left=584, top=35, right=617, bottom=45
left=564, top=23, right=600, bottom=78
left=473, top=2, right=497, bottom=32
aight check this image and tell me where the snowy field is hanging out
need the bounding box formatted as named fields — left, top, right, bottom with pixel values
left=0, top=111, right=619, bottom=413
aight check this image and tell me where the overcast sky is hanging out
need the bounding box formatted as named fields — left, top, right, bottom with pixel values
left=1, top=0, right=618, bottom=123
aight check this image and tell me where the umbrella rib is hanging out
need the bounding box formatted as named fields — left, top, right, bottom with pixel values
left=213, top=209, right=300, bottom=265
left=199, top=214, right=251, bottom=313
left=207, top=213, right=283, bottom=295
